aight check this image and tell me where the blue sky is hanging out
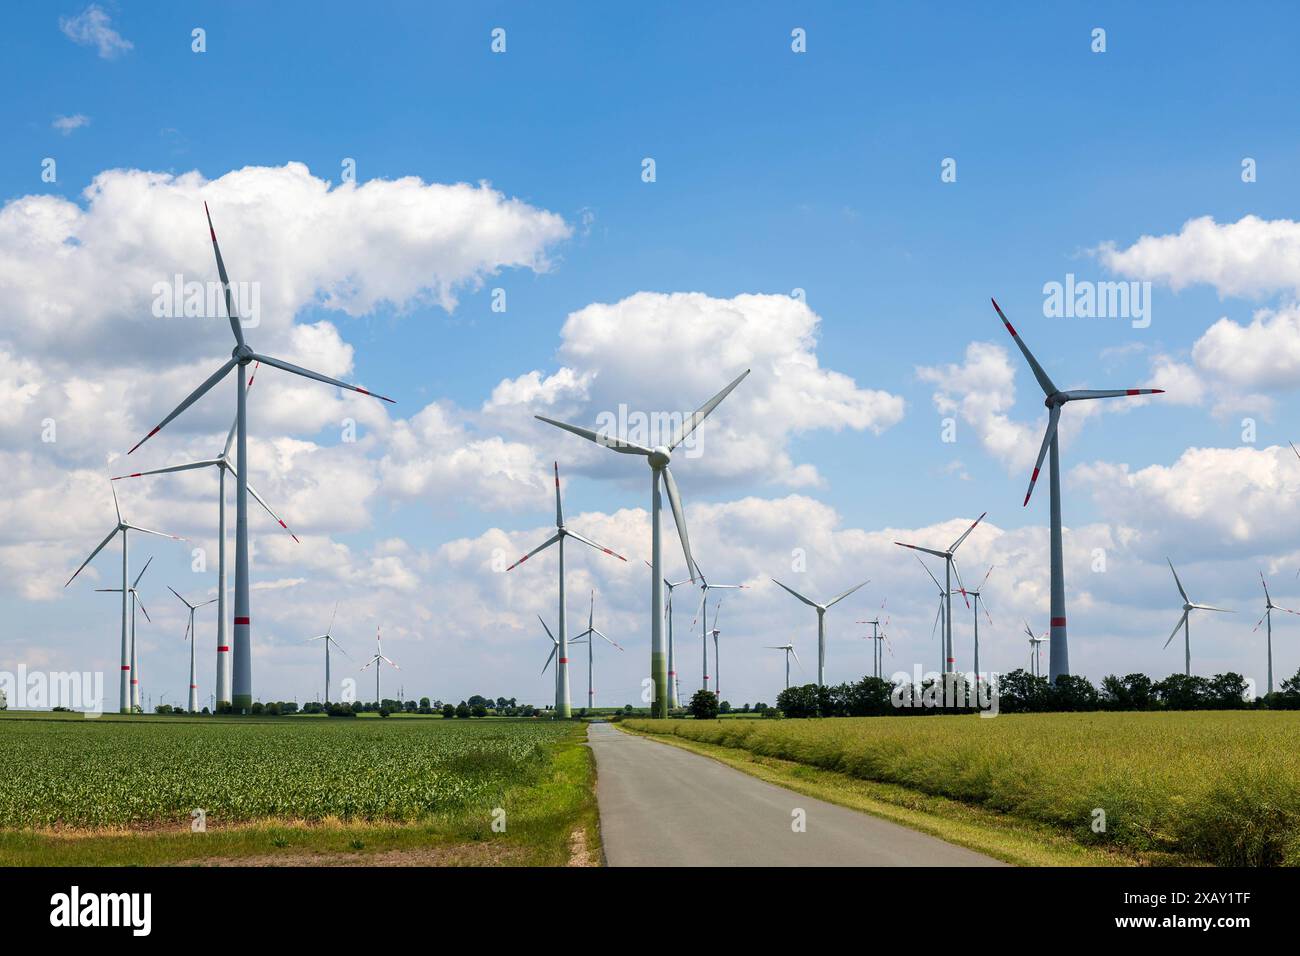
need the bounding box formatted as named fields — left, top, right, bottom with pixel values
left=6, top=2, right=1300, bottom=709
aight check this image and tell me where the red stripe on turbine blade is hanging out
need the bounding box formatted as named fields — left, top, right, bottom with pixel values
left=128, top=426, right=161, bottom=455
left=1050, top=617, right=1066, bottom=627
left=234, top=616, right=250, bottom=625
left=1126, top=389, right=1139, bottom=395
left=355, top=387, right=369, bottom=395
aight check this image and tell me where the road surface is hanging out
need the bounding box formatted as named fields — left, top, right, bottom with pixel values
left=588, top=722, right=1003, bottom=866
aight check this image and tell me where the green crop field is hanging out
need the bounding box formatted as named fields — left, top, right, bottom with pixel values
left=624, top=711, right=1300, bottom=866
left=0, top=712, right=595, bottom=866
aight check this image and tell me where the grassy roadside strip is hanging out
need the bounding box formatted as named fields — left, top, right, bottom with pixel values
left=0, top=724, right=599, bottom=867
left=613, top=722, right=1170, bottom=867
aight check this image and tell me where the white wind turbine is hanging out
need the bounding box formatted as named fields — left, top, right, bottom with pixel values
left=167, top=586, right=217, bottom=712
left=895, top=513, right=984, bottom=674
left=767, top=643, right=801, bottom=690
left=505, top=462, right=627, bottom=717
left=114, top=365, right=297, bottom=707
left=1164, top=559, right=1232, bottom=676
left=992, top=298, right=1163, bottom=682
left=659, top=566, right=696, bottom=710
left=964, top=566, right=995, bottom=682
left=709, top=601, right=725, bottom=699
left=96, top=556, right=156, bottom=712
left=770, top=578, right=870, bottom=686
left=573, top=590, right=623, bottom=710
left=304, top=603, right=349, bottom=705
left=66, top=488, right=183, bottom=713
left=360, top=627, right=399, bottom=707
left=1254, top=571, right=1296, bottom=695
left=688, top=568, right=746, bottom=694
left=857, top=599, right=889, bottom=679
left=911, top=555, right=951, bottom=676
left=1024, top=622, right=1047, bottom=678
left=536, top=369, right=750, bottom=717
left=126, top=203, right=394, bottom=713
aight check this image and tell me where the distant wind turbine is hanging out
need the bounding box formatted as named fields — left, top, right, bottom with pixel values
left=964, top=566, right=995, bottom=682
left=360, top=627, right=399, bottom=706
left=767, top=643, right=801, bottom=690
left=911, top=555, right=951, bottom=676
left=1254, top=572, right=1296, bottom=695
left=505, top=462, right=627, bottom=717
left=573, top=591, right=623, bottom=709
left=993, top=297, right=1163, bottom=681
left=1164, top=559, right=1232, bottom=676
left=688, top=568, right=745, bottom=694
left=536, top=369, right=750, bottom=717
left=1024, top=622, right=1047, bottom=678
left=770, top=578, right=869, bottom=686
left=167, top=586, right=217, bottom=712
left=67, top=487, right=183, bottom=714
left=93, top=554, right=159, bottom=712
left=304, top=603, right=349, bottom=705
left=126, top=203, right=394, bottom=713
left=857, top=600, right=889, bottom=679
left=895, top=513, right=984, bottom=674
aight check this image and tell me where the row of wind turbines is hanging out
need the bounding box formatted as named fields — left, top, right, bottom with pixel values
left=57, top=204, right=1292, bottom=714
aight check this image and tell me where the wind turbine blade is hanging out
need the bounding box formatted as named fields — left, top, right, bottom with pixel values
left=1260, top=571, right=1272, bottom=605
left=894, top=541, right=948, bottom=560
left=913, top=554, right=945, bottom=593
left=244, top=480, right=299, bottom=543
left=1060, top=389, right=1164, bottom=401
left=790, top=647, right=802, bottom=668
left=950, top=560, right=970, bottom=609
left=668, top=369, right=751, bottom=451
left=135, top=593, right=151, bottom=622
left=127, top=357, right=238, bottom=455
left=825, top=579, right=869, bottom=609
left=1023, top=621, right=1035, bottom=639
left=166, top=585, right=194, bottom=609
left=111, top=484, right=122, bottom=524
left=711, top=600, right=722, bottom=630
left=381, top=656, right=399, bottom=669
left=948, top=512, right=987, bottom=553
left=552, top=462, right=564, bottom=528
left=593, top=628, right=623, bottom=651
left=360, top=655, right=381, bottom=670
left=687, top=587, right=707, bottom=631
left=132, top=555, right=154, bottom=588
left=991, top=298, right=1058, bottom=396
left=250, top=352, right=395, bottom=404
left=537, top=615, right=557, bottom=645
left=124, top=524, right=185, bottom=542
left=566, top=529, right=628, bottom=562
left=1164, top=610, right=1189, bottom=649
left=327, top=636, right=351, bottom=658
left=326, top=601, right=338, bottom=638
left=534, top=415, right=652, bottom=455
left=203, top=202, right=247, bottom=348
left=661, top=466, right=696, bottom=577
left=197, top=597, right=218, bottom=607
left=1191, top=604, right=1232, bottom=613
left=183, top=616, right=192, bottom=643
left=541, top=643, right=558, bottom=675
left=113, top=459, right=221, bottom=481
left=506, top=532, right=562, bottom=571
left=1024, top=407, right=1060, bottom=507
left=771, top=578, right=817, bottom=608
left=65, top=526, right=119, bottom=587
left=1167, top=558, right=1189, bottom=604
left=1253, top=612, right=1268, bottom=633
left=979, top=565, right=995, bottom=591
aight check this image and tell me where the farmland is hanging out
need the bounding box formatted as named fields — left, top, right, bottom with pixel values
left=0, top=712, right=595, bottom=866
left=623, top=711, right=1300, bottom=866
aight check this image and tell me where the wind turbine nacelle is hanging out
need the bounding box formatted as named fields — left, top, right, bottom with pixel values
left=649, top=447, right=671, bottom=468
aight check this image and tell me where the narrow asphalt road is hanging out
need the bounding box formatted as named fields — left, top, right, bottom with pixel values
left=588, top=722, right=1003, bottom=867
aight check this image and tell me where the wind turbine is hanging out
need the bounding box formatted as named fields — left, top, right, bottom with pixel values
left=114, top=364, right=297, bottom=707
left=709, top=601, right=725, bottom=699
left=1024, top=622, right=1047, bottom=678
left=767, top=643, right=801, bottom=690
left=573, top=591, right=623, bottom=709
left=770, top=578, right=870, bottom=686
left=663, top=569, right=695, bottom=710
left=66, top=488, right=183, bottom=713
left=304, top=603, right=349, bottom=705
left=963, top=567, right=995, bottom=682
left=360, top=627, right=399, bottom=707
left=96, top=556, right=156, bottom=712
left=688, top=568, right=745, bottom=694
left=857, top=600, right=889, bottom=679
left=992, top=298, right=1163, bottom=682
left=895, top=514, right=984, bottom=674
left=1164, top=559, right=1232, bottom=676
left=167, top=586, right=217, bottom=712
left=910, top=554, right=952, bottom=676
left=126, top=203, right=394, bottom=713
left=1254, top=572, right=1296, bottom=695
left=536, top=369, right=750, bottom=717
left=505, top=462, right=627, bottom=717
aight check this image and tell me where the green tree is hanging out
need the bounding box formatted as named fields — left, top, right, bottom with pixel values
left=441, top=703, right=456, bottom=718
left=1048, top=674, right=1098, bottom=711
left=688, top=689, right=719, bottom=720
left=455, top=701, right=471, bottom=719
left=776, top=683, right=820, bottom=718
